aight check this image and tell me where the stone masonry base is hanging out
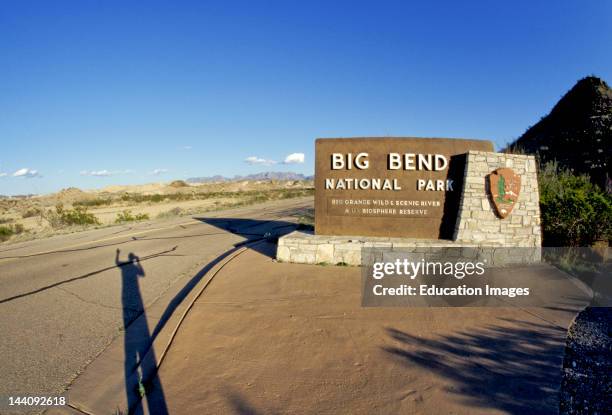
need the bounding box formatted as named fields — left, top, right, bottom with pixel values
left=276, top=230, right=541, bottom=266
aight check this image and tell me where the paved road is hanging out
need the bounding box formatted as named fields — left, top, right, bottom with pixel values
left=0, top=197, right=312, bottom=399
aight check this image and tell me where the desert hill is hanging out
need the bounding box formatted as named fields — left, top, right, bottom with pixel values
left=508, top=76, right=611, bottom=189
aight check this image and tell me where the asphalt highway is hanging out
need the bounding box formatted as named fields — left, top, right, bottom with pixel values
left=0, top=197, right=312, bottom=401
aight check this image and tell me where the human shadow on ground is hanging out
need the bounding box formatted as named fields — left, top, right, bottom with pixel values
left=116, top=248, right=169, bottom=415
left=383, top=318, right=568, bottom=415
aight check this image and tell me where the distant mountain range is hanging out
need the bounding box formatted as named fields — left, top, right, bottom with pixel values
left=507, top=76, right=611, bottom=189
left=186, top=171, right=313, bottom=183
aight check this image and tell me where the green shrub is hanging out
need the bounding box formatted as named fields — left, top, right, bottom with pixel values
left=115, top=210, right=150, bottom=223
left=539, top=162, right=612, bottom=246
left=47, top=204, right=100, bottom=227
left=60, top=205, right=100, bottom=226
left=0, top=223, right=26, bottom=241
left=0, top=225, right=14, bottom=241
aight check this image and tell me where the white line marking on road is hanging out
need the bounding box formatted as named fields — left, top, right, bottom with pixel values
left=0, top=221, right=201, bottom=264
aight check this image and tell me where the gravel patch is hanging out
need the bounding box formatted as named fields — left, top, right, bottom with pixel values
left=560, top=307, right=611, bottom=414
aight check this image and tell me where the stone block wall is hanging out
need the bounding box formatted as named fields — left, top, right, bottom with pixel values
left=276, top=232, right=463, bottom=265
left=454, top=151, right=541, bottom=247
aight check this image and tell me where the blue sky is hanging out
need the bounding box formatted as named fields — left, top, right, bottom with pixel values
left=1, top=1, right=610, bottom=195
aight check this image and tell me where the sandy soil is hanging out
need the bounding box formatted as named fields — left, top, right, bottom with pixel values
left=143, top=245, right=580, bottom=415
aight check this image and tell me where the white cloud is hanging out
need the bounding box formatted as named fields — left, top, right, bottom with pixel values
left=245, top=156, right=277, bottom=166
left=243, top=153, right=305, bottom=166
left=80, top=169, right=134, bottom=177
left=90, top=170, right=111, bottom=177
left=149, top=168, right=169, bottom=175
left=0, top=172, right=7, bottom=177
left=283, top=153, right=305, bottom=164
left=13, top=168, right=41, bottom=178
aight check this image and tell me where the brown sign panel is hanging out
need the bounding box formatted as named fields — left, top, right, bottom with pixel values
left=488, top=168, right=521, bottom=219
left=315, top=137, right=494, bottom=239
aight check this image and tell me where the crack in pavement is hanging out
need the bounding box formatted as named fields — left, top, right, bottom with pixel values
left=55, top=285, right=125, bottom=312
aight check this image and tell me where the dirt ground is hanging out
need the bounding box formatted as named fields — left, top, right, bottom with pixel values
left=141, top=244, right=581, bottom=415
left=0, top=180, right=313, bottom=243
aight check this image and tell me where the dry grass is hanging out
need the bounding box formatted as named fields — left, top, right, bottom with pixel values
left=0, top=180, right=314, bottom=244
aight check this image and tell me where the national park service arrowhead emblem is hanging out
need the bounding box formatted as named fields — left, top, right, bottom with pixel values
left=488, top=168, right=521, bottom=219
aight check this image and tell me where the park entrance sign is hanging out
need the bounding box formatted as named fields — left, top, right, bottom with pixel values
left=315, top=137, right=494, bottom=239
left=277, top=136, right=542, bottom=266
